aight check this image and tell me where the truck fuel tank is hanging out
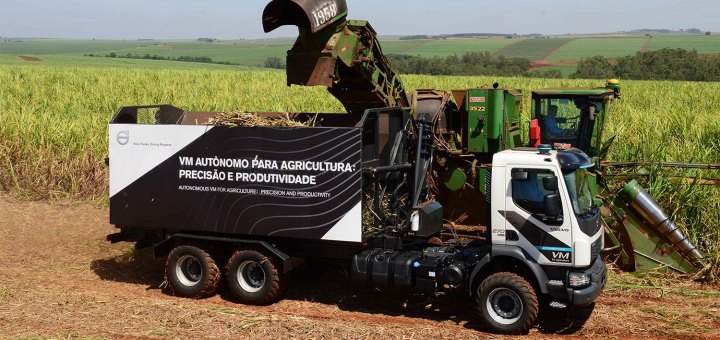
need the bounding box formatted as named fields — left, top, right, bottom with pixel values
left=351, top=249, right=421, bottom=288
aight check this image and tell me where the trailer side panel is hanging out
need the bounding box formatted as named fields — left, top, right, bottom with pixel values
left=109, top=124, right=363, bottom=243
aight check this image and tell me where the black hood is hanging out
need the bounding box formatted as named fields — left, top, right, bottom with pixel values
left=557, top=148, right=593, bottom=170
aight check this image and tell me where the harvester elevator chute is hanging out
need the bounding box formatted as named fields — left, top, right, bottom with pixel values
left=263, top=0, right=409, bottom=116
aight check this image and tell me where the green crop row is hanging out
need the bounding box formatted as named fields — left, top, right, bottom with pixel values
left=1, top=65, right=719, bottom=278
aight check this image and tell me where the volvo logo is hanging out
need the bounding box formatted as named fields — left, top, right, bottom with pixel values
left=117, top=130, right=129, bottom=145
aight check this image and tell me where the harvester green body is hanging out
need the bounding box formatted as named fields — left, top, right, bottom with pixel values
left=264, top=0, right=705, bottom=273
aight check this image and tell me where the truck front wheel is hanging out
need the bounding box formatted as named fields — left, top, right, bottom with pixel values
left=226, top=250, right=285, bottom=305
left=476, top=272, right=539, bottom=335
left=165, top=245, right=221, bottom=298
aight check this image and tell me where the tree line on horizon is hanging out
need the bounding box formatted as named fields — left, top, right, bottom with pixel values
left=85, top=47, right=719, bottom=81
left=571, top=48, right=720, bottom=81
left=85, top=52, right=243, bottom=66
left=384, top=48, right=720, bottom=81
left=386, top=52, right=562, bottom=78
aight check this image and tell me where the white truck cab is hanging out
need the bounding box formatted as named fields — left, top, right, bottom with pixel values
left=491, top=146, right=602, bottom=268
left=469, top=145, right=606, bottom=318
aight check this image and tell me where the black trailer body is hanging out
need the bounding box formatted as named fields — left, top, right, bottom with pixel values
left=110, top=122, right=365, bottom=243
left=108, top=106, right=412, bottom=248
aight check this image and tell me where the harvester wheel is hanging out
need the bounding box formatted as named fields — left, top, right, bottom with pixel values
left=226, top=250, right=286, bottom=305
left=165, top=245, right=221, bottom=298
left=476, top=272, right=539, bottom=335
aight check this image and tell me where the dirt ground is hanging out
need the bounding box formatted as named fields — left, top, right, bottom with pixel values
left=18, top=55, right=42, bottom=62
left=1, top=195, right=719, bottom=339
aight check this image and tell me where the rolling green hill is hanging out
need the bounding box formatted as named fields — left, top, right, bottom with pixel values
left=494, top=38, right=574, bottom=60
left=0, top=54, right=250, bottom=70
left=545, top=37, right=649, bottom=62
left=381, top=38, right=517, bottom=57
left=647, top=35, right=720, bottom=53
left=2, top=35, right=718, bottom=75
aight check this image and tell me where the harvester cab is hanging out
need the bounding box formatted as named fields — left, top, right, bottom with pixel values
left=530, top=79, right=620, bottom=159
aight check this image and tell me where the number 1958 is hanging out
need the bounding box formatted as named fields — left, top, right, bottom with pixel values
left=312, top=2, right=339, bottom=28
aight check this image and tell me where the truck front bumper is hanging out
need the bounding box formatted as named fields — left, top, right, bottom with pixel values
left=568, top=256, right=607, bottom=306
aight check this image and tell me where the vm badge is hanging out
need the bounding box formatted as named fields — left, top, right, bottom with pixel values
left=552, top=251, right=571, bottom=262
left=117, top=130, right=130, bottom=145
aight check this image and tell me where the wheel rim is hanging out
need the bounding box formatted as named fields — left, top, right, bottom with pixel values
left=486, top=287, right=523, bottom=325
left=237, top=260, right=266, bottom=293
left=176, top=255, right=203, bottom=287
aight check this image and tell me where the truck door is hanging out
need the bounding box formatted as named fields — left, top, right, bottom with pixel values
left=504, top=167, right=574, bottom=266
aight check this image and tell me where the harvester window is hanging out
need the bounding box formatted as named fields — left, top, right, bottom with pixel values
left=539, top=99, right=581, bottom=139
left=511, top=169, right=562, bottom=217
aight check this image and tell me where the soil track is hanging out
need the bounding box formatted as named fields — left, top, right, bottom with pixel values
left=1, top=195, right=719, bottom=338
left=528, top=60, right=578, bottom=72
left=18, top=55, right=42, bottom=62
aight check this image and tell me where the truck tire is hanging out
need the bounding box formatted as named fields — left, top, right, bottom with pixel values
left=165, top=245, right=221, bottom=298
left=476, top=272, right=539, bottom=335
left=226, top=250, right=285, bottom=305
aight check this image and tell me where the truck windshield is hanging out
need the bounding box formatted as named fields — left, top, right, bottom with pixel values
left=562, top=169, right=595, bottom=217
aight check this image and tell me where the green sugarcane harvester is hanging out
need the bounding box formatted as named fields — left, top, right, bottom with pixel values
left=264, top=0, right=716, bottom=274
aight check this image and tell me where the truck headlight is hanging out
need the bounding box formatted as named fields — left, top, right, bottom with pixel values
left=568, top=273, right=591, bottom=288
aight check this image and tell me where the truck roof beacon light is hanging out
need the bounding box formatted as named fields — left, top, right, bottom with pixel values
left=538, top=144, right=552, bottom=155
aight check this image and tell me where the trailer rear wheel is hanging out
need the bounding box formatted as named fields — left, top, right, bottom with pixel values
left=165, top=245, right=220, bottom=298
left=476, top=272, right=539, bottom=335
left=226, top=250, right=285, bottom=305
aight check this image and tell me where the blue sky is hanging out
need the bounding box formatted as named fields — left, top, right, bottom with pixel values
left=1, top=0, right=718, bottom=39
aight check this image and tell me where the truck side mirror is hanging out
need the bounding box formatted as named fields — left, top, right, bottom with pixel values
left=542, top=175, right=558, bottom=191
left=544, top=194, right=562, bottom=218
left=512, top=171, right=529, bottom=181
